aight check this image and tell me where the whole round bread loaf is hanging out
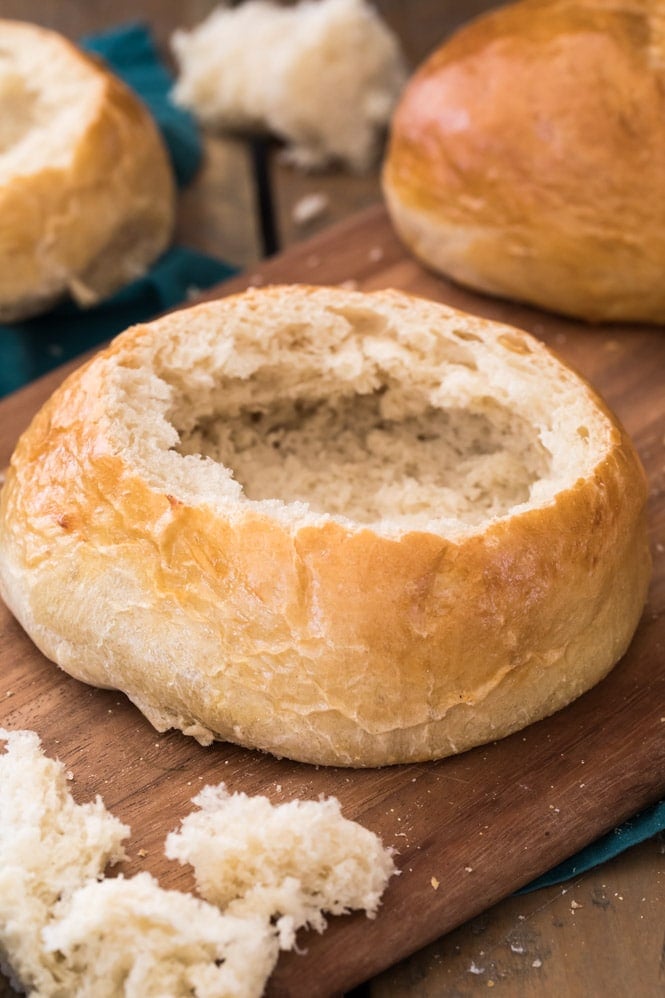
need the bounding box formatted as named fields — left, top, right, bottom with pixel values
left=382, top=0, right=665, bottom=323
left=0, top=286, right=651, bottom=766
left=0, top=20, right=175, bottom=322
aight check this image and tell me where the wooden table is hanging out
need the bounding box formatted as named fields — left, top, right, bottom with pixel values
left=0, top=3, right=663, bottom=996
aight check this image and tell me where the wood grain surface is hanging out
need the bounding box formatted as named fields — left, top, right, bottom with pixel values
left=0, top=206, right=663, bottom=996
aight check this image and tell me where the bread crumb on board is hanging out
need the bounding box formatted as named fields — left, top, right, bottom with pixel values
left=165, top=783, right=398, bottom=950
left=170, top=0, right=407, bottom=171
left=0, top=728, right=397, bottom=996
left=0, top=728, right=129, bottom=996
left=291, top=192, right=329, bottom=226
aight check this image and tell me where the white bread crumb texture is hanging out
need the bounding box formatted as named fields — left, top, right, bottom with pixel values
left=165, top=783, right=397, bottom=950
left=0, top=728, right=397, bottom=997
left=171, top=0, right=407, bottom=171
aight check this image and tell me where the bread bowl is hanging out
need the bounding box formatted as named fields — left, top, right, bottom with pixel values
left=0, top=20, right=175, bottom=322
left=382, top=0, right=665, bottom=323
left=0, top=285, right=651, bottom=766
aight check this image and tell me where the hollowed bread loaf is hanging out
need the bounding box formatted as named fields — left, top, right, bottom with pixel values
left=0, top=20, right=175, bottom=321
left=0, top=286, right=651, bottom=766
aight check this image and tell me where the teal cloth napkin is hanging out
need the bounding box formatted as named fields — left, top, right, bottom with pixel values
left=520, top=798, right=665, bottom=893
left=0, top=23, right=235, bottom=397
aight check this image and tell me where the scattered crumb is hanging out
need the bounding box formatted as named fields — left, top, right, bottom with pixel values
left=570, top=900, right=583, bottom=909
left=532, top=958, right=542, bottom=968
left=5, top=691, right=13, bottom=698
left=431, top=877, right=440, bottom=890
left=469, top=961, right=485, bottom=975
left=510, top=943, right=525, bottom=954
left=137, top=849, right=147, bottom=858
left=292, top=192, right=329, bottom=226
left=65, top=771, right=74, bottom=782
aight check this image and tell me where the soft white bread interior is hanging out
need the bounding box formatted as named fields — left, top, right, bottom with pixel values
left=0, top=728, right=394, bottom=996
left=382, top=0, right=665, bottom=323
left=40, top=874, right=279, bottom=998
left=165, top=784, right=397, bottom=950
left=0, top=728, right=129, bottom=994
left=0, top=20, right=176, bottom=322
left=0, top=285, right=651, bottom=766
left=171, top=0, right=407, bottom=171
left=0, top=727, right=279, bottom=997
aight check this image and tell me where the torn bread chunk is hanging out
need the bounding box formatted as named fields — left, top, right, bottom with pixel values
left=165, top=784, right=398, bottom=950
left=171, top=0, right=406, bottom=171
left=0, top=728, right=129, bottom=995
left=42, top=873, right=279, bottom=998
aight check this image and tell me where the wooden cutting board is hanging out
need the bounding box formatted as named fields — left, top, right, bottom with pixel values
left=1, top=205, right=664, bottom=997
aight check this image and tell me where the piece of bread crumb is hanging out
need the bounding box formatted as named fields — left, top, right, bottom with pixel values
left=165, top=783, right=398, bottom=950
left=0, top=728, right=128, bottom=995
left=292, top=192, right=329, bottom=226
left=43, top=873, right=278, bottom=998
left=0, top=730, right=397, bottom=995
left=171, top=0, right=407, bottom=171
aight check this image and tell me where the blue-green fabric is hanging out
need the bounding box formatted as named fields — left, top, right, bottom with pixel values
left=0, top=23, right=235, bottom=398
left=83, top=22, right=201, bottom=187
left=0, top=247, right=233, bottom=396
left=520, top=798, right=665, bottom=893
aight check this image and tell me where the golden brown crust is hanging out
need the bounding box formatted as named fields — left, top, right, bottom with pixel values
left=382, top=0, right=665, bottom=323
left=0, top=286, right=652, bottom=766
left=0, top=20, right=175, bottom=321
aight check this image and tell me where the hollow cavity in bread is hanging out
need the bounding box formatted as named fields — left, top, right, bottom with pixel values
left=0, top=286, right=651, bottom=766
left=0, top=41, right=99, bottom=179
left=107, top=292, right=604, bottom=539
left=176, top=391, right=550, bottom=527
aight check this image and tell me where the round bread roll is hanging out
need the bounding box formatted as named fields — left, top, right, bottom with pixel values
left=0, top=20, right=176, bottom=322
left=0, top=286, right=651, bottom=767
left=382, top=0, right=665, bottom=324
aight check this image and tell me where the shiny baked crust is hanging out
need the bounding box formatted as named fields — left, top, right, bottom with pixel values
left=382, top=0, right=665, bottom=323
left=0, top=286, right=651, bottom=766
left=0, top=20, right=175, bottom=321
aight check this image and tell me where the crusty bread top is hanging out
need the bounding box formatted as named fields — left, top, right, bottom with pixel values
left=0, top=20, right=175, bottom=321
left=382, top=0, right=665, bottom=323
